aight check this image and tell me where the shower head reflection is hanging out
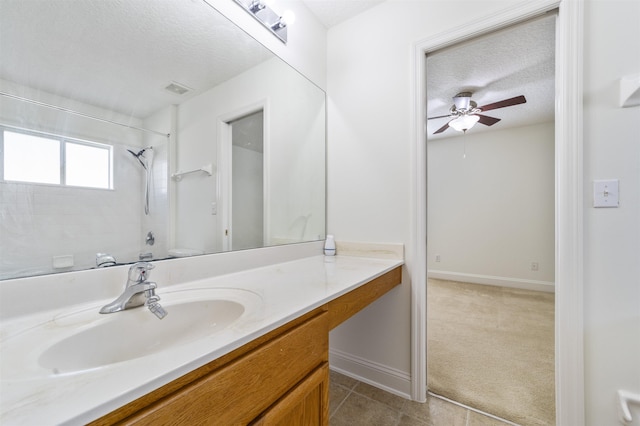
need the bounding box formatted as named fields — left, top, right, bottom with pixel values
left=127, top=146, right=152, bottom=170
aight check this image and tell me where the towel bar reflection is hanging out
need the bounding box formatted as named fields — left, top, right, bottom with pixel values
left=618, top=389, right=640, bottom=424
left=171, top=164, right=214, bottom=181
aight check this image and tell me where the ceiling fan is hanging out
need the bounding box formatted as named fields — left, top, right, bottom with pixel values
left=428, top=92, right=527, bottom=134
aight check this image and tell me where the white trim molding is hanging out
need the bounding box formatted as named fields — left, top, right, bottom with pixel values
left=427, top=270, right=555, bottom=293
left=329, top=348, right=412, bottom=399
left=554, top=0, right=585, bottom=425
left=411, top=1, right=584, bottom=424
left=216, top=99, right=271, bottom=252
left=410, top=27, right=428, bottom=402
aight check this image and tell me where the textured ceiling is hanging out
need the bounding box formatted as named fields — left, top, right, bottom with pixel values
left=301, top=0, right=385, bottom=28
left=0, top=0, right=274, bottom=119
left=426, top=14, right=556, bottom=139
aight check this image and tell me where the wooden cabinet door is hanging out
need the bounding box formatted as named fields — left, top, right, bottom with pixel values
left=251, top=363, right=329, bottom=426
left=122, top=313, right=328, bottom=425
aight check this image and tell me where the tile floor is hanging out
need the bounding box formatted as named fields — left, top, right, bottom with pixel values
left=329, top=370, right=514, bottom=426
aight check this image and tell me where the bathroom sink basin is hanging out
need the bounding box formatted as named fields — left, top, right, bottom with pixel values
left=1, top=288, right=261, bottom=378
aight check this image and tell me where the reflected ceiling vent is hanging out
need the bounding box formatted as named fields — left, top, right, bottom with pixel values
left=164, top=82, right=191, bottom=95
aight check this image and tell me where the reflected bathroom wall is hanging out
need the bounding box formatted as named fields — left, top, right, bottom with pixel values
left=174, top=57, right=325, bottom=254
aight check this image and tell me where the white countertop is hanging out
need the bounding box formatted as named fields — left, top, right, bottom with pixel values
left=0, top=253, right=403, bottom=425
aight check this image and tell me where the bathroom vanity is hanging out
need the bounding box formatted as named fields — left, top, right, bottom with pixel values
left=0, top=249, right=402, bottom=425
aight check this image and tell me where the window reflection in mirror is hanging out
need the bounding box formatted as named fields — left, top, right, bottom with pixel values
left=2, top=127, right=112, bottom=189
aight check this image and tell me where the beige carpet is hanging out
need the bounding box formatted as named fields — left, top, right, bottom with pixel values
left=427, top=279, right=555, bottom=426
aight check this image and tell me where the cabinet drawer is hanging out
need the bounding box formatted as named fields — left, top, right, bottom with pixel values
left=123, top=312, right=328, bottom=425
left=251, top=363, right=329, bottom=426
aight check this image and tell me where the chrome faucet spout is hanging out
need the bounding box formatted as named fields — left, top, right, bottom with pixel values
left=99, top=262, right=167, bottom=318
left=99, top=282, right=156, bottom=313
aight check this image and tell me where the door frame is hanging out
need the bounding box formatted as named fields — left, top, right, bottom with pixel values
left=410, top=1, right=584, bottom=424
left=217, top=100, right=270, bottom=251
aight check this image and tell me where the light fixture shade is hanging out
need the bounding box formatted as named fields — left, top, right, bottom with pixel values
left=449, top=114, right=480, bottom=132
left=280, top=10, right=296, bottom=26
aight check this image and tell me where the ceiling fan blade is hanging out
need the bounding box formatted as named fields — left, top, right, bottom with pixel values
left=478, top=95, right=526, bottom=112
left=433, top=122, right=450, bottom=134
left=476, top=114, right=501, bottom=126
left=427, top=114, right=451, bottom=120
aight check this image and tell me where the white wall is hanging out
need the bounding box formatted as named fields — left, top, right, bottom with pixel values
left=328, top=0, right=640, bottom=423
left=583, top=0, right=640, bottom=424
left=428, top=122, right=555, bottom=288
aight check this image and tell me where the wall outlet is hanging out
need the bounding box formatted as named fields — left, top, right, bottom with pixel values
left=530, top=261, right=539, bottom=271
left=435, top=254, right=441, bottom=263
left=211, top=202, right=217, bottom=215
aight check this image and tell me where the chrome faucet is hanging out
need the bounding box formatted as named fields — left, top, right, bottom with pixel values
left=99, top=262, right=167, bottom=319
left=96, top=252, right=117, bottom=267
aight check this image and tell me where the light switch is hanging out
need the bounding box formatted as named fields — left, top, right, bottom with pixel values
left=593, top=179, right=619, bottom=208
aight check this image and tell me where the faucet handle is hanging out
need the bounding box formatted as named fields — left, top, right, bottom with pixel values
left=128, top=262, right=155, bottom=283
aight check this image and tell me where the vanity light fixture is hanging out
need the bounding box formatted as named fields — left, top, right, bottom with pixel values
left=233, top=0, right=294, bottom=44
left=272, top=10, right=295, bottom=30
left=249, top=0, right=267, bottom=13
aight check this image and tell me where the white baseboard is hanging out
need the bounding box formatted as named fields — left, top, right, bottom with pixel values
left=329, top=348, right=412, bottom=399
left=427, top=270, right=555, bottom=293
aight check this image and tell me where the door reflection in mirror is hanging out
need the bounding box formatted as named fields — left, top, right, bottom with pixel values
left=230, top=111, right=264, bottom=251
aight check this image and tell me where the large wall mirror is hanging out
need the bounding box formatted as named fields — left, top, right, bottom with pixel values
left=0, top=0, right=326, bottom=280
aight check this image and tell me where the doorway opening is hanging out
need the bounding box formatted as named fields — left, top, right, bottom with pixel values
left=221, top=109, right=266, bottom=251
left=411, top=1, right=585, bottom=424
left=424, top=14, right=556, bottom=424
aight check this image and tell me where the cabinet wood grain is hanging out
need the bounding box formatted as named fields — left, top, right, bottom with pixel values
left=251, top=363, right=329, bottom=426
left=90, top=307, right=327, bottom=426
left=120, top=312, right=328, bottom=425
left=327, top=266, right=402, bottom=330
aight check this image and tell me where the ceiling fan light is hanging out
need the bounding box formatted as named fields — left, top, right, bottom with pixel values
left=449, top=114, right=480, bottom=132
